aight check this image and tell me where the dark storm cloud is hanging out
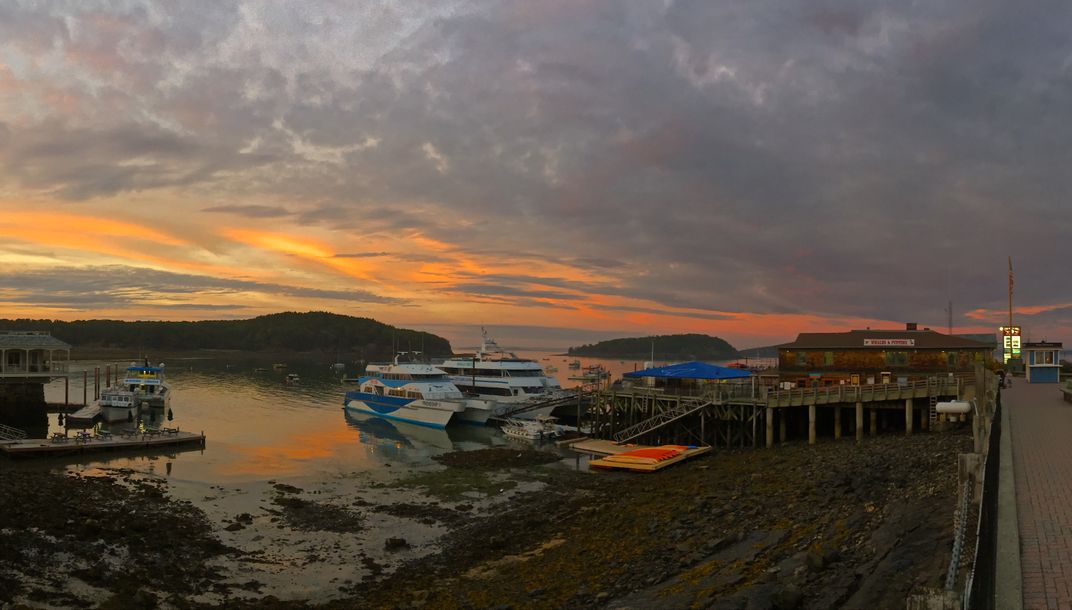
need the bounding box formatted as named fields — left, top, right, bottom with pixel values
left=0, top=266, right=402, bottom=309
left=4, top=1, right=1072, bottom=334
left=449, top=283, right=585, bottom=301
left=201, top=205, right=291, bottom=218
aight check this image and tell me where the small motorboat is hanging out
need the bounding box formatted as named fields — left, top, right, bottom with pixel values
left=285, top=373, right=300, bottom=383
left=501, top=415, right=563, bottom=441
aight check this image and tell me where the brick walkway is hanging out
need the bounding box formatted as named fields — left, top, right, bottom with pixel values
left=1008, top=380, right=1072, bottom=609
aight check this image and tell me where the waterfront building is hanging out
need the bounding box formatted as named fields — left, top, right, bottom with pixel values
left=0, top=331, right=72, bottom=426
left=0, top=331, right=71, bottom=377
left=777, top=323, right=992, bottom=388
left=1023, top=341, right=1062, bottom=384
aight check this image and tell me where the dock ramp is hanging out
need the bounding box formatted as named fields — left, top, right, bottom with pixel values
left=612, top=398, right=711, bottom=444
left=0, top=423, right=27, bottom=441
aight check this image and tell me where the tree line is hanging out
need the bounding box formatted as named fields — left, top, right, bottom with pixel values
left=0, top=312, right=453, bottom=359
left=568, top=333, right=739, bottom=360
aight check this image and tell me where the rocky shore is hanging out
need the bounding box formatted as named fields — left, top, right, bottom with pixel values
left=0, top=430, right=970, bottom=609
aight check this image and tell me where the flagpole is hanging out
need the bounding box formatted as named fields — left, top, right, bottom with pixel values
left=1008, top=256, right=1013, bottom=329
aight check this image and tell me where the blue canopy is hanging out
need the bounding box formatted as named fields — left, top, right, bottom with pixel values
left=623, top=361, right=752, bottom=380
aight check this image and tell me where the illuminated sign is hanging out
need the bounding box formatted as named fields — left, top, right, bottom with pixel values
left=863, top=339, right=916, bottom=346
left=1000, top=326, right=1022, bottom=362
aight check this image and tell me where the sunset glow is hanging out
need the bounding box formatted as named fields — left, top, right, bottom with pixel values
left=1, top=2, right=1067, bottom=350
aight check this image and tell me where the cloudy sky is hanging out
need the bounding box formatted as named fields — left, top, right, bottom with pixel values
left=0, top=1, right=1067, bottom=350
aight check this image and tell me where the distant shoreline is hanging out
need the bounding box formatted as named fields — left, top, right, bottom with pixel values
left=63, top=347, right=364, bottom=364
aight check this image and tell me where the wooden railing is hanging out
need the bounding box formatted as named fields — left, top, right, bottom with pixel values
left=604, top=375, right=973, bottom=409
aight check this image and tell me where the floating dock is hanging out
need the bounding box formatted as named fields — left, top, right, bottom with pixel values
left=588, top=444, right=711, bottom=472
left=562, top=437, right=711, bottom=472
left=0, top=430, right=205, bottom=457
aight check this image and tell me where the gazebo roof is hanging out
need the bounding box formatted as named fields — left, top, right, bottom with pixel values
left=623, top=361, right=752, bottom=380
left=0, top=332, right=71, bottom=350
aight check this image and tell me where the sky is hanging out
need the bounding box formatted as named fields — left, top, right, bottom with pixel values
left=0, top=1, right=1069, bottom=351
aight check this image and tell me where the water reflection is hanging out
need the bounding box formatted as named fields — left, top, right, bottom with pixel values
left=29, top=356, right=604, bottom=483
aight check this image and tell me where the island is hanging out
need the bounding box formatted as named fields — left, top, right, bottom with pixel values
left=0, top=311, right=452, bottom=361
left=567, top=333, right=739, bottom=361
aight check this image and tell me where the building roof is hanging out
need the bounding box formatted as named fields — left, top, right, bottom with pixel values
left=0, top=331, right=70, bottom=350
left=779, top=329, right=989, bottom=351
left=623, top=361, right=752, bottom=380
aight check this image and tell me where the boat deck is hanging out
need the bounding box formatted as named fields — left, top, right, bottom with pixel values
left=0, top=429, right=205, bottom=457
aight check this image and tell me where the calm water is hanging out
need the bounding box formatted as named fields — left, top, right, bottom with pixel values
left=35, top=351, right=762, bottom=482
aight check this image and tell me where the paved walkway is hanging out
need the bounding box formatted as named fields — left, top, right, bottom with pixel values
left=1008, top=380, right=1072, bottom=609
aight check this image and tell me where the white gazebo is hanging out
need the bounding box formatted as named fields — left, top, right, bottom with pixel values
left=0, top=331, right=71, bottom=378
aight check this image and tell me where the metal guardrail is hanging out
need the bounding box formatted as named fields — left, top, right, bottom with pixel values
left=965, top=396, right=1002, bottom=609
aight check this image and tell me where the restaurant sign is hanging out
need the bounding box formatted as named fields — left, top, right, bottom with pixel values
left=863, top=339, right=916, bottom=347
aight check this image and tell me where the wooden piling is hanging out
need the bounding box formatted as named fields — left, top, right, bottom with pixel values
left=869, top=409, right=877, bottom=436
left=834, top=405, right=842, bottom=440
left=905, top=398, right=913, bottom=435
left=82, top=370, right=87, bottom=406
left=808, top=404, right=816, bottom=445
left=766, top=406, right=774, bottom=448
left=855, top=401, right=863, bottom=443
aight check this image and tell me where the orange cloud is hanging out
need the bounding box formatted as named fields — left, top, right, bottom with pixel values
left=224, top=228, right=377, bottom=282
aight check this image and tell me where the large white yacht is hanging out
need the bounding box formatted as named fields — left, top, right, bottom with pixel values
left=343, top=353, right=468, bottom=428
left=437, top=330, right=564, bottom=417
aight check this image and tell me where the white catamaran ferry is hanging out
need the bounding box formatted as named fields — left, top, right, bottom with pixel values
left=437, top=329, right=564, bottom=418
left=343, top=353, right=468, bottom=428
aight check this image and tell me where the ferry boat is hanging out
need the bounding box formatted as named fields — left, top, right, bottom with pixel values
left=100, top=363, right=171, bottom=422
left=342, top=353, right=467, bottom=428
left=437, top=329, right=564, bottom=418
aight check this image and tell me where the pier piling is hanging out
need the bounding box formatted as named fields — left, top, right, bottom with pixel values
left=855, top=401, right=863, bottom=443
left=766, top=407, right=774, bottom=448
left=834, top=405, right=842, bottom=440
left=905, top=398, right=913, bottom=435
left=808, top=404, right=816, bottom=445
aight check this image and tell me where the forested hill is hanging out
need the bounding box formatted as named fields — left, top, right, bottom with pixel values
left=0, top=312, right=452, bottom=358
left=568, top=334, right=739, bottom=360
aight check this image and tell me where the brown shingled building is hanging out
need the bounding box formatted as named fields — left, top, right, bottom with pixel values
left=778, top=323, right=993, bottom=388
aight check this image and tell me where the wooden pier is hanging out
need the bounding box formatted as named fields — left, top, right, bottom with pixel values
left=0, top=429, right=205, bottom=457
left=590, top=370, right=991, bottom=449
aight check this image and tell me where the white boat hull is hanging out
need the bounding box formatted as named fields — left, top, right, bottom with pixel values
left=101, top=405, right=137, bottom=422
left=456, top=398, right=496, bottom=425
left=343, top=397, right=462, bottom=429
